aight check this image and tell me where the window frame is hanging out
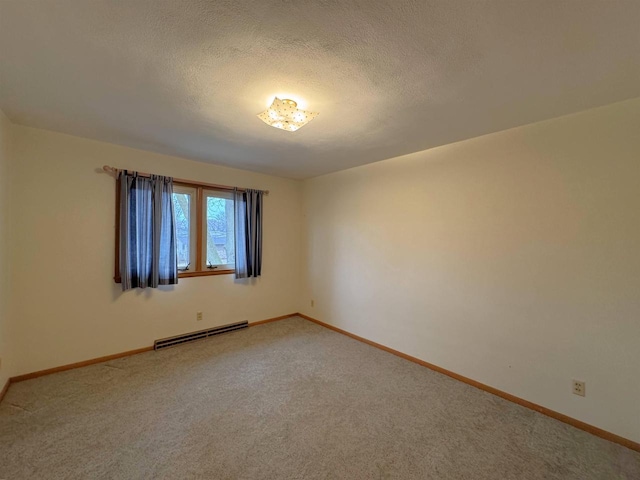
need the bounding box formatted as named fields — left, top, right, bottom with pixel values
left=114, top=179, right=236, bottom=282
left=202, top=189, right=235, bottom=272
left=173, top=181, right=236, bottom=278
left=173, top=185, right=197, bottom=273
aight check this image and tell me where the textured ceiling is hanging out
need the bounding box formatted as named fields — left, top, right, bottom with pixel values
left=1, top=1, right=639, bottom=179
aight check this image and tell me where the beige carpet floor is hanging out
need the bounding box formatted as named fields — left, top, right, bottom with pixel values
left=1, top=317, right=638, bottom=479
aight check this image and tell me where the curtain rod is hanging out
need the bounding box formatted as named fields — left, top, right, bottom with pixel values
left=102, top=165, right=269, bottom=195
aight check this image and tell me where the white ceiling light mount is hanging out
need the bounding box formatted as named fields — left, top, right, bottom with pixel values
left=257, top=97, right=319, bottom=132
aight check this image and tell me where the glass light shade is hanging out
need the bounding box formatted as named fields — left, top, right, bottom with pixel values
left=257, top=97, right=319, bottom=132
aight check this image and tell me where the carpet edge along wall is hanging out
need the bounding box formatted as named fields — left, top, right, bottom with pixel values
left=2, top=312, right=638, bottom=453
left=295, top=314, right=640, bottom=453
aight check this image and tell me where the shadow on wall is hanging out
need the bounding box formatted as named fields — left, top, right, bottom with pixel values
left=111, top=283, right=176, bottom=301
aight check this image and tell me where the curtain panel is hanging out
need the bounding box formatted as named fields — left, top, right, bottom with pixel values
left=119, top=171, right=178, bottom=290
left=234, top=188, right=263, bottom=278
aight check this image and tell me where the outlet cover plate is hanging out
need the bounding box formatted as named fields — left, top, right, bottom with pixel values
left=572, top=380, right=586, bottom=397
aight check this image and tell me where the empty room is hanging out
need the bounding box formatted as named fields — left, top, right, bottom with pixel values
left=0, top=1, right=639, bottom=478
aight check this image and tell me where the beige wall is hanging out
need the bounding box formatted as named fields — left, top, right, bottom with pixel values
left=300, top=98, right=640, bottom=443
left=10, top=126, right=303, bottom=376
left=0, top=110, right=13, bottom=388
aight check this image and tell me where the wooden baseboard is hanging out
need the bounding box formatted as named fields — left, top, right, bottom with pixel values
left=10, top=346, right=155, bottom=383
left=10, top=311, right=634, bottom=452
left=9, top=313, right=299, bottom=385
left=297, top=313, right=640, bottom=453
left=0, top=378, right=9, bottom=403
left=248, top=313, right=298, bottom=327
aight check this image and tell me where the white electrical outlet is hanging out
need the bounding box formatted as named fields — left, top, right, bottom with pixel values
left=196, top=312, right=203, bottom=321
left=572, top=380, right=585, bottom=397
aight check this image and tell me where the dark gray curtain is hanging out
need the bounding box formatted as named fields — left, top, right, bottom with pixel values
left=234, top=188, right=263, bottom=278
left=119, top=171, right=178, bottom=290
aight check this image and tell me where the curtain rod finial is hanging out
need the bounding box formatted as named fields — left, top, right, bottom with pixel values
left=103, top=165, right=118, bottom=177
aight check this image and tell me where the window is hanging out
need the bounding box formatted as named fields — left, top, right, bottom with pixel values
left=203, top=190, right=235, bottom=271
left=113, top=174, right=265, bottom=283
left=172, top=184, right=236, bottom=277
left=172, top=186, right=196, bottom=272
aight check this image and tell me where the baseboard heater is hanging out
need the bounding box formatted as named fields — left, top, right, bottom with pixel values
left=154, top=321, right=248, bottom=350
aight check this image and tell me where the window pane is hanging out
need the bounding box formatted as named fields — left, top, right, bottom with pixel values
left=206, top=196, right=235, bottom=267
left=172, top=192, right=191, bottom=269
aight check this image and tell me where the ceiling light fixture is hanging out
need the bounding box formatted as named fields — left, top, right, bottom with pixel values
left=257, top=97, right=319, bottom=132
